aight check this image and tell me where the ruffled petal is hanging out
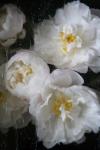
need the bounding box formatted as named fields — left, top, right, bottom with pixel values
left=45, top=69, right=84, bottom=89
left=55, top=1, right=91, bottom=25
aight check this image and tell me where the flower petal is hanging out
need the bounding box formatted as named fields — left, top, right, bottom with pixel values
left=45, top=69, right=84, bottom=89
left=55, top=1, right=91, bottom=25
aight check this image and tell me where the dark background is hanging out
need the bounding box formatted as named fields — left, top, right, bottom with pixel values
left=0, top=0, right=100, bottom=22
left=0, top=0, right=100, bottom=150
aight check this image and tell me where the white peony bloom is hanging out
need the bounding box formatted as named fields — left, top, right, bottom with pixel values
left=29, top=69, right=100, bottom=148
left=34, top=1, right=100, bottom=73
left=0, top=85, right=30, bottom=131
left=5, top=50, right=50, bottom=99
left=0, top=4, right=26, bottom=47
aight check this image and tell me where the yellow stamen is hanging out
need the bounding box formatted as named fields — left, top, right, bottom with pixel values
left=51, top=93, right=73, bottom=117
left=65, top=34, right=76, bottom=43
left=59, top=32, right=76, bottom=54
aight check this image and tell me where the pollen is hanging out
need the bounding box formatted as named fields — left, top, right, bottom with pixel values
left=51, top=93, right=73, bottom=117
left=66, top=34, right=76, bottom=43
left=59, top=32, right=76, bottom=54
left=8, top=60, right=33, bottom=89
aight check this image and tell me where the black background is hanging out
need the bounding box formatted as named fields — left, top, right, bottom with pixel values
left=0, top=0, right=100, bottom=150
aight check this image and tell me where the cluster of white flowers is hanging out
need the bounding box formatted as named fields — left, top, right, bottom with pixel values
left=0, top=1, right=100, bottom=149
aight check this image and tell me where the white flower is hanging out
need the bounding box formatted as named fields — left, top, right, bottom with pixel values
left=0, top=85, right=30, bottom=131
left=0, top=4, right=26, bottom=47
left=5, top=50, right=50, bottom=99
left=29, top=69, right=100, bottom=148
left=34, top=1, right=100, bottom=73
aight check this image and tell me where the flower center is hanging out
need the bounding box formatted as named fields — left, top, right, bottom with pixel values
left=8, top=60, right=33, bottom=89
left=0, top=91, right=6, bottom=105
left=51, top=93, right=73, bottom=117
left=59, top=32, right=76, bottom=54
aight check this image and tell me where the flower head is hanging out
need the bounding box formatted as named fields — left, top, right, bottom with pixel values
left=0, top=4, right=26, bottom=47
left=34, top=1, right=100, bottom=73
left=29, top=69, right=100, bottom=148
left=5, top=50, right=50, bottom=99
